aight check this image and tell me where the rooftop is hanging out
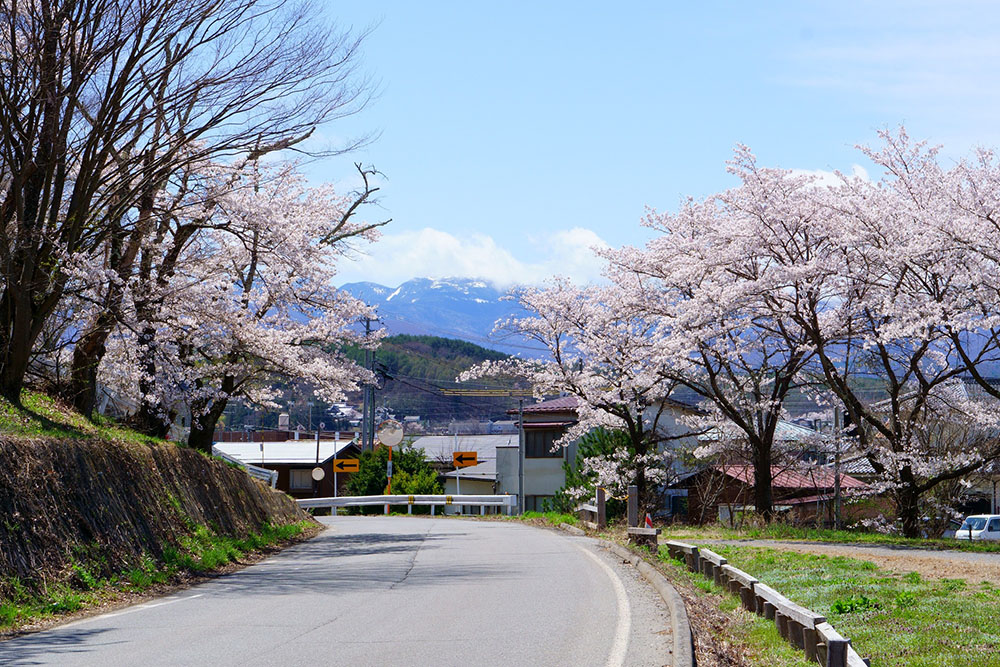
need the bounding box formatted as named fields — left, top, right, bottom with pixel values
left=717, top=464, right=868, bottom=490
left=409, top=434, right=516, bottom=464
left=213, top=438, right=357, bottom=465
left=443, top=459, right=497, bottom=481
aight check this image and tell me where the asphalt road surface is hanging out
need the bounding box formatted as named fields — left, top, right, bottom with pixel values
left=0, top=517, right=672, bottom=666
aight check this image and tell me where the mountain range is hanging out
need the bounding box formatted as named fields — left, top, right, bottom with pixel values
left=339, top=277, right=546, bottom=356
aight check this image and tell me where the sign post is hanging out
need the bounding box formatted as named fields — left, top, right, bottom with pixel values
left=313, top=422, right=325, bottom=498
left=329, top=459, right=359, bottom=499
left=376, top=419, right=404, bottom=514
left=452, top=451, right=478, bottom=504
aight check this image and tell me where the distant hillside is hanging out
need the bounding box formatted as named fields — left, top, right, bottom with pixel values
left=340, top=277, right=547, bottom=357
left=344, top=334, right=525, bottom=425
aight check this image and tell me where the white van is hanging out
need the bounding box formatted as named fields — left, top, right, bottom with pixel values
left=956, top=514, right=1000, bottom=540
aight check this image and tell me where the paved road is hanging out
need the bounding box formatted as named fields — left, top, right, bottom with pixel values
left=1, top=517, right=672, bottom=666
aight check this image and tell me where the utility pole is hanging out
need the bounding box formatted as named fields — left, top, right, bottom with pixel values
left=360, top=317, right=377, bottom=451
left=518, top=397, right=524, bottom=515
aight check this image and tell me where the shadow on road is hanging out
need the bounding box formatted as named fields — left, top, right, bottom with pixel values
left=0, top=628, right=117, bottom=665
left=206, top=528, right=524, bottom=596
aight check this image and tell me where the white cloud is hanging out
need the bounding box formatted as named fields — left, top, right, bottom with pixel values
left=334, top=226, right=609, bottom=288
left=787, top=164, right=870, bottom=187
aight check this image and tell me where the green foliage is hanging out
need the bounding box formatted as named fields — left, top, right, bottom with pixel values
left=831, top=594, right=880, bottom=614
left=711, top=545, right=1000, bottom=665
left=390, top=468, right=442, bottom=495
left=517, top=511, right=578, bottom=526
left=551, top=428, right=628, bottom=516
left=345, top=444, right=440, bottom=513
left=334, top=334, right=516, bottom=423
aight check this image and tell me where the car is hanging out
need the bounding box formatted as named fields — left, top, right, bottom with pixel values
left=955, top=514, right=1000, bottom=540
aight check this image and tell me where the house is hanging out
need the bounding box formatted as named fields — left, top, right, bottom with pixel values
left=672, top=463, right=869, bottom=525
left=408, top=434, right=516, bottom=471
left=498, top=396, right=580, bottom=512
left=212, top=436, right=360, bottom=498
left=497, top=394, right=704, bottom=512
left=442, top=459, right=499, bottom=514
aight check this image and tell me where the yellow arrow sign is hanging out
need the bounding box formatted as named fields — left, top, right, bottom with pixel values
left=333, top=458, right=360, bottom=473
left=453, top=451, right=478, bottom=468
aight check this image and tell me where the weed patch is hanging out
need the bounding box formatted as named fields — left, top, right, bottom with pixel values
left=712, top=545, right=1000, bottom=665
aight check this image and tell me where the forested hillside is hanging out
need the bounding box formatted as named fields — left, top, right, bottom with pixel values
left=346, top=335, right=523, bottom=425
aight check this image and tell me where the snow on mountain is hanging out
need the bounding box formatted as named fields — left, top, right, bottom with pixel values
left=339, top=277, right=546, bottom=356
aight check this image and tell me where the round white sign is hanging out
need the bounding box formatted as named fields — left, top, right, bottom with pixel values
left=311, top=466, right=325, bottom=481
left=376, top=419, right=404, bottom=447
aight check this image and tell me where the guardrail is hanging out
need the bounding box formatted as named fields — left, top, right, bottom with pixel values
left=576, top=487, right=607, bottom=529
left=664, top=540, right=870, bottom=667
left=298, top=494, right=517, bottom=516
left=211, top=448, right=278, bottom=488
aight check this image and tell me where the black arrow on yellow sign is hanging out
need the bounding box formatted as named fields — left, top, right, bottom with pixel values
left=333, top=459, right=359, bottom=472
left=453, top=452, right=477, bottom=467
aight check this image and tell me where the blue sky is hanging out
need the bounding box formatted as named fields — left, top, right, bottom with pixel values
left=314, top=2, right=1000, bottom=287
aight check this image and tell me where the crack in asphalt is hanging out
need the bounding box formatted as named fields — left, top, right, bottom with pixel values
left=390, top=521, right=435, bottom=589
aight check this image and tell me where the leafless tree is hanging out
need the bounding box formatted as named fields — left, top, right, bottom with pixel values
left=0, top=0, right=372, bottom=406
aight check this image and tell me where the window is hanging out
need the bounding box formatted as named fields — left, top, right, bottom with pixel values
left=989, top=519, right=1000, bottom=532
left=525, top=430, right=563, bottom=458
left=289, top=468, right=313, bottom=490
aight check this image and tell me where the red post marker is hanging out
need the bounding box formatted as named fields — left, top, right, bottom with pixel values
left=645, top=513, right=654, bottom=529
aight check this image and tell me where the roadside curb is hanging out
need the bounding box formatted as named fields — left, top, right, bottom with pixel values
left=600, top=540, right=696, bottom=667
left=557, top=522, right=586, bottom=536
left=556, top=523, right=695, bottom=667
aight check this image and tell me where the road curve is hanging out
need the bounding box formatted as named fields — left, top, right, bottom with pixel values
left=0, top=516, right=672, bottom=666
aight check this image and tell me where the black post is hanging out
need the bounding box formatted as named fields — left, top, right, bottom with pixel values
left=627, top=484, right=638, bottom=528
left=596, top=486, right=607, bottom=529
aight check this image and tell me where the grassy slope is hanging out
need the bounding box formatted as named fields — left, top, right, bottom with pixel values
left=0, top=390, right=164, bottom=445
left=0, top=391, right=313, bottom=632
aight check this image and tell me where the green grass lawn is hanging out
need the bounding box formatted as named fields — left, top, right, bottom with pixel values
left=652, top=549, right=815, bottom=667
left=0, top=390, right=163, bottom=444
left=691, top=545, right=1000, bottom=666
left=661, top=522, right=1000, bottom=553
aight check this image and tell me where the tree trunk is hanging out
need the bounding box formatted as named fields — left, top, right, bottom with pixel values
left=68, top=313, right=115, bottom=416
left=753, top=443, right=774, bottom=521
left=898, top=470, right=922, bottom=538
left=187, top=375, right=235, bottom=453
left=187, top=396, right=229, bottom=453
left=133, top=324, right=169, bottom=438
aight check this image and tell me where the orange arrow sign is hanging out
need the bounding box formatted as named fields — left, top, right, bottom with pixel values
left=333, top=458, right=360, bottom=472
left=453, top=451, right=478, bottom=468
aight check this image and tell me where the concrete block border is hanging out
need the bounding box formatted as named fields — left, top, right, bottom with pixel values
left=663, top=540, right=870, bottom=667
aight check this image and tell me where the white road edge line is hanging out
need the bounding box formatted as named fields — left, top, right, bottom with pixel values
left=61, top=593, right=205, bottom=628
left=576, top=545, right=631, bottom=667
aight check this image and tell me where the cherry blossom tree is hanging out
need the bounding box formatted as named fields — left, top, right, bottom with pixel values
left=461, top=279, right=692, bottom=513
left=601, top=150, right=829, bottom=519
left=0, top=0, right=371, bottom=403
left=776, top=130, right=1000, bottom=537
left=100, top=160, right=385, bottom=450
